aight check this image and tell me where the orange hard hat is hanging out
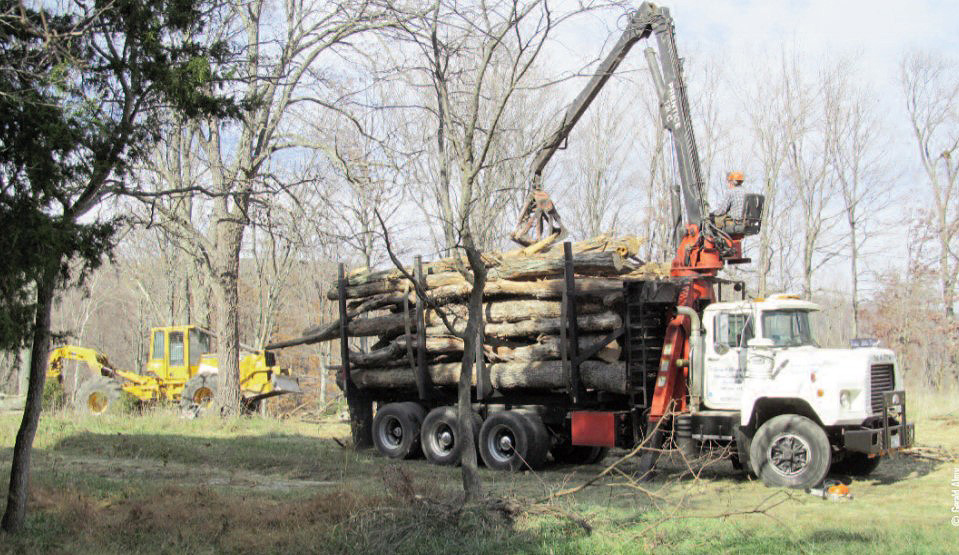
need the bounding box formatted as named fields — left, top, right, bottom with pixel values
left=727, top=171, right=744, bottom=182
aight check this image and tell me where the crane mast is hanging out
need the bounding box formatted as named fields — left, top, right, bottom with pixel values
left=513, top=2, right=707, bottom=248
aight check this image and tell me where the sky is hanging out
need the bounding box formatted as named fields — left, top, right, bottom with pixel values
left=538, top=0, right=959, bottom=292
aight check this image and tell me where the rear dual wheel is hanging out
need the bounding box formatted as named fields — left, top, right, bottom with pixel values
left=372, top=402, right=426, bottom=459
left=420, top=407, right=482, bottom=466
left=478, top=411, right=549, bottom=471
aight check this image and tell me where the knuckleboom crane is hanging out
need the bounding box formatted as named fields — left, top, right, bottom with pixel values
left=512, top=2, right=764, bottom=434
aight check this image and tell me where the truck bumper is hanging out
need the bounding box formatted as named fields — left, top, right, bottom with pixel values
left=843, top=390, right=914, bottom=455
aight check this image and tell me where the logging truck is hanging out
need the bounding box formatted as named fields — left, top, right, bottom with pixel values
left=273, top=2, right=912, bottom=490
left=324, top=275, right=912, bottom=489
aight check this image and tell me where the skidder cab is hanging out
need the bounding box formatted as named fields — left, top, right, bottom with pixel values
left=691, top=293, right=914, bottom=488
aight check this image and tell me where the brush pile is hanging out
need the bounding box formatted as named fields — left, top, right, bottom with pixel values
left=298, top=235, right=670, bottom=394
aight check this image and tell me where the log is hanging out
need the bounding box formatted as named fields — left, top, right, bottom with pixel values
left=351, top=334, right=617, bottom=368
left=338, top=233, right=645, bottom=288
left=349, top=335, right=504, bottom=368
left=424, top=299, right=604, bottom=326
left=327, top=252, right=632, bottom=300
left=345, top=277, right=624, bottom=312
left=350, top=360, right=628, bottom=393
left=299, top=312, right=408, bottom=343
left=426, top=311, right=621, bottom=339
left=290, top=309, right=620, bottom=347
left=488, top=251, right=629, bottom=281
left=505, top=335, right=621, bottom=364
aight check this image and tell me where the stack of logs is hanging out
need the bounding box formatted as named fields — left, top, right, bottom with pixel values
left=299, top=235, right=671, bottom=395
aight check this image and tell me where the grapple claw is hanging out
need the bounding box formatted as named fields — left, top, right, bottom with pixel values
left=511, top=189, right=565, bottom=246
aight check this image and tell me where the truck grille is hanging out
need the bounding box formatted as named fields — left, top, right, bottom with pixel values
left=870, top=364, right=895, bottom=414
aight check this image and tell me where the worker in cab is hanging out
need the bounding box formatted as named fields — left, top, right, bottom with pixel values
left=710, top=171, right=746, bottom=232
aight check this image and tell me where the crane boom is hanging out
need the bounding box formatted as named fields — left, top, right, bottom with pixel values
left=515, top=2, right=707, bottom=248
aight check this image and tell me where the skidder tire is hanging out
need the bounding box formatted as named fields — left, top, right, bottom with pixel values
left=479, top=411, right=547, bottom=471
left=421, top=407, right=481, bottom=466
left=373, top=402, right=425, bottom=459
left=76, top=377, right=123, bottom=415
left=832, top=452, right=881, bottom=477
left=180, top=374, right=218, bottom=415
left=749, top=414, right=831, bottom=489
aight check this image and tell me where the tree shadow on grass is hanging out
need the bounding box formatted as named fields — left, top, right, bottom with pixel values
left=0, top=434, right=594, bottom=555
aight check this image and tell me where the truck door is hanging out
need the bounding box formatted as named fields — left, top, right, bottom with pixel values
left=704, top=311, right=753, bottom=409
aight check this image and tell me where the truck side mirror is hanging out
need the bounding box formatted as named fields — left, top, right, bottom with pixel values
left=747, top=337, right=774, bottom=349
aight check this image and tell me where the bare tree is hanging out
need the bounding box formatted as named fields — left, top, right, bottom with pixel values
left=901, top=51, right=959, bottom=317
left=739, top=69, right=788, bottom=296
left=561, top=94, right=638, bottom=239
left=781, top=53, right=842, bottom=299
left=823, top=61, right=895, bottom=336
left=135, top=0, right=397, bottom=415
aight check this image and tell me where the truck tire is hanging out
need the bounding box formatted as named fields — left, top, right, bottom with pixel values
left=180, top=374, right=218, bottom=415
left=831, top=452, right=881, bottom=477
left=75, top=377, right=123, bottom=415
left=420, top=407, right=481, bottom=466
left=372, top=402, right=425, bottom=459
left=749, top=414, right=831, bottom=489
left=479, top=411, right=548, bottom=471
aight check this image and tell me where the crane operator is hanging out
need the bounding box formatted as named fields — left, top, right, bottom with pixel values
left=710, top=171, right=746, bottom=232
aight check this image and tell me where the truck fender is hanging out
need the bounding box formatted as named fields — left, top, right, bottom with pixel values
left=743, top=397, right=824, bottom=431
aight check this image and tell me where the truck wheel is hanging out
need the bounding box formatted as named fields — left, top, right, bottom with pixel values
left=421, top=407, right=481, bottom=466
left=749, top=414, right=831, bottom=489
left=831, top=452, right=881, bottom=477
left=479, top=411, right=548, bottom=471
left=75, top=377, right=123, bottom=415
left=372, top=402, right=425, bottom=459
left=180, top=374, right=218, bottom=416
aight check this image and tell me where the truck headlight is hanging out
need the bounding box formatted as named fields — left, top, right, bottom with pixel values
left=839, top=390, right=852, bottom=410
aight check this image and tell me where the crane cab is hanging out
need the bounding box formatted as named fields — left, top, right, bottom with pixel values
left=146, top=325, right=214, bottom=382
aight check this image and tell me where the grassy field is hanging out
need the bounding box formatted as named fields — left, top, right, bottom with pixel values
left=0, top=393, right=957, bottom=554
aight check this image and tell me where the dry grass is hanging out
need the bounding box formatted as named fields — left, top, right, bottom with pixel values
left=0, top=389, right=956, bottom=554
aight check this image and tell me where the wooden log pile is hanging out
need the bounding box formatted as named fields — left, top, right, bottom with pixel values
left=291, top=234, right=670, bottom=394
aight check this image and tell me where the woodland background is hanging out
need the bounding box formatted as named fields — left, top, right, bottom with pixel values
left=2, top=0, right=956, bottom=407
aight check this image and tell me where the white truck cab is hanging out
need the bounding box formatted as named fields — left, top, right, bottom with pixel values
left=690, top=293, right=913, bottom=488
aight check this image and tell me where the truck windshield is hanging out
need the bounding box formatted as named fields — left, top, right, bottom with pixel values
left=761, top=310, right=816, bottom=347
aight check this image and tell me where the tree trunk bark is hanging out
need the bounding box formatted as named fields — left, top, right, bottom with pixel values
left=458, top=244, right=484, bottom=502
left=849, top=220, right=859, bottom=337
left=212, top=217, right=244, bottom=416
left=2, top=268, right=56, bottom=532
